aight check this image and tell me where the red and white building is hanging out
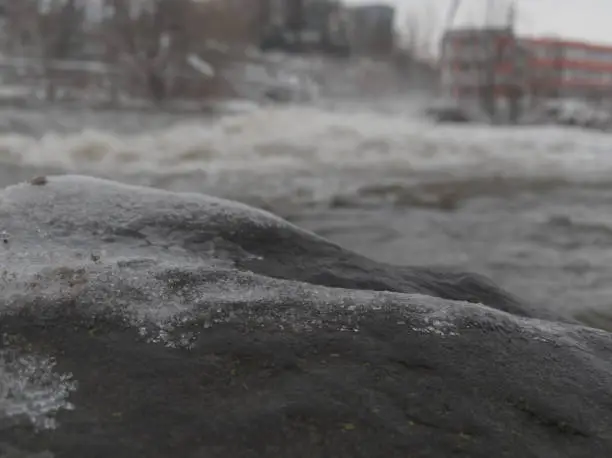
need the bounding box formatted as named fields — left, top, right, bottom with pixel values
left=440, top=27, right=612, bottom=115
left=525, top=37, right=612, bottom=100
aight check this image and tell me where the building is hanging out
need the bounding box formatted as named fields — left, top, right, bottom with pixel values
left=440, top=27, right=612, bottom=119
left=344, top=4, right=395, bottom=56
left=440, top=28, right=523, bottom=99
left=523, top=37, right=612, bottom=101
left=258, top=0, right=350, bottom=55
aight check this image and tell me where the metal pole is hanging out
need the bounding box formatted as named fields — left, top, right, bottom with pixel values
left=507, top=0, right=516, bottom=31
left=444, top=0, right=461, bottom=31
left=484, top=0, right=494, bottom=26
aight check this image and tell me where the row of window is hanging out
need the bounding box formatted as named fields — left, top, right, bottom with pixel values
left=560, top=67, right=612, bottom=83
left=527, top=44, right=612, bottom=63
left=441, top=70, right=522, bottom=86
left=444, top=66, right=612, bottom=86
left=529, top=67, right=612, bottom=83
left=444, top=42, right=502, bottom=60
left=446, top=38, right=612, bottom=66
left=446, top=61, right=527, bottom=72
left=444, top=60, right=612, bottom=79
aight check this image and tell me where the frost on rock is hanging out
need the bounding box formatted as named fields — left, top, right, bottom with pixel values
left=0, top=175, right=585, bottom=355
left=0, top=341, right=77, bottom=431
left=1, top=175, right=612, bottom=457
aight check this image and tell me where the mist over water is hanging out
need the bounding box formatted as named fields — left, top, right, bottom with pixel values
left=0, top=99, right=611, bottom=329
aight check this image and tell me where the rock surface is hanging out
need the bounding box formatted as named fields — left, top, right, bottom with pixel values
left=0, top=175, right=611, bottom=458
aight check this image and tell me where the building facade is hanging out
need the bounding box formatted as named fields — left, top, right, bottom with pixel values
left=440, top=28, right=524, bottom=97
left=257, top=0, right=396, bottom=57
left=344, top=4, right=395, bottom=56
left=258, top=0, right=350, bottom=55
left=524, top=37, right=612, bottom=101
left=441, top=27, right=612, bottom=118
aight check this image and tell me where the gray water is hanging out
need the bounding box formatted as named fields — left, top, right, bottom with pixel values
left=0, top=102, right=611, bottom=329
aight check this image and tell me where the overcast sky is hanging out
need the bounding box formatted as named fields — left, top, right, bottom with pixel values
left=345, top=0, right=612, bottom=53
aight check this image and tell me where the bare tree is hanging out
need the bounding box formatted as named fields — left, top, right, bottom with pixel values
left=5, top=0, right=85, bottom=57
left=100, top=0, right=194, bottom=102
left=101, top=0, right=261, bottom=103
left=41, top=0, right=86, bottom=59
left=3, top=0, right=264, bottom=105
left=401, top=3, right=439, bottom=60
left=5, top=0, right=87, bottom=100
left=42, top=0, right=87, bottom=100
left=479, top=0, right=521, bottom=122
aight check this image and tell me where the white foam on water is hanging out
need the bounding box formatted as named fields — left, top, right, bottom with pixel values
left=0, top=105, right=611, bottom=184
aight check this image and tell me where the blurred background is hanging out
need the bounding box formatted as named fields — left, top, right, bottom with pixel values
left=0, top=0, right=612, bottom=329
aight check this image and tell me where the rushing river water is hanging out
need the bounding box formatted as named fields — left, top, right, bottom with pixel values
left=0, top=102, right=611, bottom=330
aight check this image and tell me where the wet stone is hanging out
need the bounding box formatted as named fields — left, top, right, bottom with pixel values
left=29, top=176, right=48, bottom=186
left=0, top=175, right=610, bottom=458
